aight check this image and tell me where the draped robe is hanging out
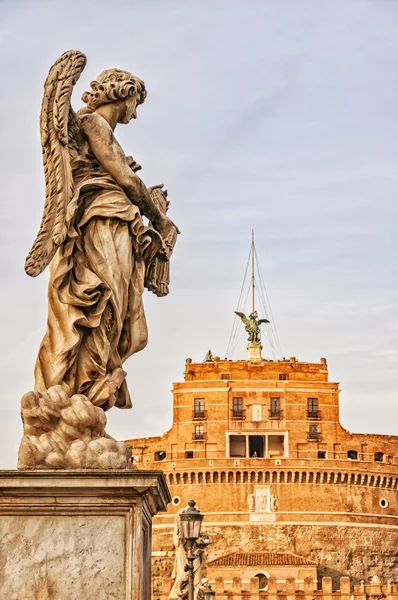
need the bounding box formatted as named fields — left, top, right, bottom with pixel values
left=34, top=145, right=162, bottom=411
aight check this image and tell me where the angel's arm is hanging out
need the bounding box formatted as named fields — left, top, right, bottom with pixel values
left=81, top=114, right=166, bottom=228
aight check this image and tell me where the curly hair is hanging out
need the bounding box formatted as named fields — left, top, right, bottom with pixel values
left=81, top=68, right=146, bottom=112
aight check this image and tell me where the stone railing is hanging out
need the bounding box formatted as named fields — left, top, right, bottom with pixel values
left=165, top=468, right=398, bottom=489
left=153, top=577, right=398, bottom=600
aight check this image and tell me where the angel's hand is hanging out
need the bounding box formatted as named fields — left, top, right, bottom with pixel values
left=153, top=214, right=180, bottom=260
left=126, top=155, right=142, bottom=173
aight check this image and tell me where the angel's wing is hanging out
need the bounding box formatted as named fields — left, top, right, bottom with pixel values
left=234, top=311, right=250, bottom=327
left=24, top=50, right=87, bottom=277
left=258, top=318, right=270, bottom=325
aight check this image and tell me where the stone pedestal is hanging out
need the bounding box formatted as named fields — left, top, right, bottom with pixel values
left=247, top=342, right=263, bottom=362
left=0, top=470, right=170, bottom=600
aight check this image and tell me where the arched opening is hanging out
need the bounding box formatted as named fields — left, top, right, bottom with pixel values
left=254, top=574, right=268, bottom=591
left=236, top=471, right=241, bottom=483
left=205, top=472, right=211, bottom=483
left=220, top=472, right=226, bottom=483
left=154, top=451, right=166, bottom=461
left=197, top=472, right=203, bottom=484
left=213, top=472, right=219, bottom=483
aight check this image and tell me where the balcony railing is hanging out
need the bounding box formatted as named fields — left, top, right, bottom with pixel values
left=231, top=409, right=246, bottom=420
left=192, top=432, right=207, bottom=441
left=307, top=410, right=321, bottom=420
left=192, top=410, right=207, bottom=420
left=269, top=409, right=284, bottom=420
left=308, top=431, right=322, bottom=441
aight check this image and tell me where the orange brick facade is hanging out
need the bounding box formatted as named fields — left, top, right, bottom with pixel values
left=126, top=355, right=398, bottom=589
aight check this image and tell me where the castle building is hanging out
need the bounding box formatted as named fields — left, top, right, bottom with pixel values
left=127, top=346, right=398, bottom=593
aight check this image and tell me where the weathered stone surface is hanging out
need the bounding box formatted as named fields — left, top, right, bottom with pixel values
left=0, top=470, right=171, bottom=599
left=18, top=385, right=132, bottom=469
left=0, top=514, right=125, bottom=599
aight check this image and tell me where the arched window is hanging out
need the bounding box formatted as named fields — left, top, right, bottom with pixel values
left=154, top=451, right=166, bottom=461
left=254, top=574, right=268, bottom=590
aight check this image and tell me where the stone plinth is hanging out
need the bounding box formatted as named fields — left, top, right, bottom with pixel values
left=247, top=342, right=262, bottom=361
left=0, top=470, right=170, bottom=600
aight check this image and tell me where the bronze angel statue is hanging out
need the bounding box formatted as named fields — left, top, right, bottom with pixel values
left=19, top=50, right=178, bottom=470
left=234, top=310, right=269, bottom=344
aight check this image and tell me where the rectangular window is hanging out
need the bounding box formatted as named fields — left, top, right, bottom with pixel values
left=318, top=451, right=326, bottom=459
left=229, top=435, right=246, bottom=457
left=232, top=397, right=243, bottom=417
left=270, top=397, right=280, bottom=418
left=374, top=452, right=384, bottom=462
left=194, top=425, right=205, bottom=440
left=221, top=374, right=230, bottom=381
left=279, top=374, right=287, bottom=381
left=185, top=451, right=194, bottom=459
left=249, top=435, right=265, bottom=458
left=194, top=398, right=205, bottom=418
left=307, top=398, right=318, bottom=418
left=309, top=424, right=319, bottom=440
left=268, top=435, right=284, bottom=456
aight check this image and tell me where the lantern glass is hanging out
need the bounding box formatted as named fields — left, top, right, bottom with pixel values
left=179, top=500, right=203, bottom=541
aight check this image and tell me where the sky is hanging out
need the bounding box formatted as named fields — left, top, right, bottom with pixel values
left=0, top=0, right=397, bottom=469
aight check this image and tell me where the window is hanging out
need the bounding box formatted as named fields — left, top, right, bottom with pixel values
left=307, top=398, right=319, bottom=418
left=254, top=574, right=268, bottom=590
left=347, top=450, right=358, bottom=460
left=194, top=398, right=205, bottom=418
left=154, top=451, right=166, bottom=461
left=279, top=374, right=287, bottom=381
left=249, top=436, right=265, bottom=458
left=318, top=451, right=326, bottom=459
left=232, top=397, right=244, bottom=418
left=185, top=451, right=194, bottom=459
left=221, top=374, right=230, bottom=381
left=268, top=435, right=284, bottom=457
left=270, top=397, right=281, bottom=418
left=194, top=425, right=205, bottom=440
left=230, top=435, right=246, bottom=457
left=374, top=452, right=384, bottom=462
left=308, top=424, right=319, bottom=440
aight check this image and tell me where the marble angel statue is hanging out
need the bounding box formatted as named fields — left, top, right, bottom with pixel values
left=18, top=50, right=178, bottom=470
left=169, top=510, right=210, bottom=600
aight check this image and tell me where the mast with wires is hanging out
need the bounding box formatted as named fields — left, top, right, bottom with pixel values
left=226, top=231, right=283, bottom=361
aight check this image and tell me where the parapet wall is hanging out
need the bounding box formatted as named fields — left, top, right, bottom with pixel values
left=154, top=577, right=398, bottom=600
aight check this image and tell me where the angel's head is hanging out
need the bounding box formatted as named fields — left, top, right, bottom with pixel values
left=81, top=68, right=146, bottom=124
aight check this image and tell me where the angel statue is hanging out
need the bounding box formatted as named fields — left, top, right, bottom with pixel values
left=234, top=310, right=269, bottom=344
left=169, top=509, right=210, bottom=600
left=18, top=50, right=178, bottom=470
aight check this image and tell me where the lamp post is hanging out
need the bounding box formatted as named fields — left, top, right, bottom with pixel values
left=179, top=499, right=204, bottom=600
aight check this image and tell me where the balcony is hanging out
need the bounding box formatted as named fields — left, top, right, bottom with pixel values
left=231, top=409, right=246, bottom=420
left=307, top=410, right=321, bottom=420
left=192, top=410, right=207, bottom=421
left=269, top=409, right=284, bottom=420
left=192, top=432, right=207, bottom=441
left=308, top=431, right=322, bottom=441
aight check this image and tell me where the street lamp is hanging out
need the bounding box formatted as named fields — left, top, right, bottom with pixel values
left=179, top=500, right=204, bottom=600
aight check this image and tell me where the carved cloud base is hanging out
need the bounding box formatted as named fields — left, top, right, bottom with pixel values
left=18, top=385, right=132, bottom=470
left=0, top=470, right=170, bottom=599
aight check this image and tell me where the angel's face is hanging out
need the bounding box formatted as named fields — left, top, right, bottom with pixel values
left=118, top=94, right=140, bottom=124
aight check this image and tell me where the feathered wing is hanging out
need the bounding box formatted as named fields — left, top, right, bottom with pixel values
left=25, top=50, right=87, bottom=277
left=234, top=311, right=250, bottom=327
left=258, top=318, right=270, bottom=325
